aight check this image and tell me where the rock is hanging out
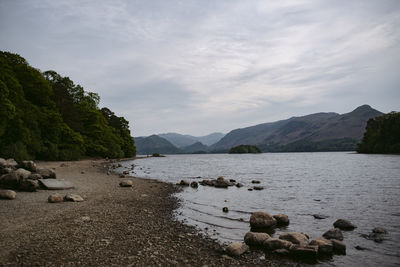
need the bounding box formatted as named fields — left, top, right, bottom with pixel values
left=263, top=238, right=292, bottom=250
left=355, top=245, right=368, bottom=251
left=322, top=228, right=344, bottom=241
left=14, top=168, right=31, bottom=180
left=279, top=232, right=309, bottom=246
left=244, top=232, right=270, bottom=246
left=19, top=179, right=39, bottom=192
left=0, top=158, right=6, bottom=167
left=123, top=170, right=129, bottom=175
left=190, top=181, right=198, bottom=188
left=107, top=171, right=111, bottom=175
left=229, top=179, right=236, bottom=183
left=226, top=242, right=249, bottom=257
left=253, top=186, right=264, bottom=190
left=199, top=179, right=214, bottom=186
left=250, top=212, right=277, bottom=229
left=289, top=245, right=318, bottom=260
left=248, top=188, right=253, bottom=191
left=119, top=174, right=125, bottom=178
left=251, top=180, right=260, bottom=184
left=313, top=214, right=328, bottom=220
left=39, top=179, right=74, bottom=190
left=222, top=207, right=229, bottom=213
left=119, top=180, right=133, bottom=187
left=333, top=219, right=356, bottom=230
left=215, top=177, right=231, bottom=188
left=5, top=159, right=18, bottom=168
left=0, top=172, right=20, bottom=189
left=178, top=180, right=190, bottom=186
left=37, top=168, right=56, bottom=179
left=235, top=183, right=244, bottom=188
left=273, top=214, right=290, bottom=226
left=331, top=239, right=346, bottom=255
left=48, top=193, right=63, bottom=203
left=272, top=249, right=290, bottom=256
left=0, top=167, right=13, bottom=175
left=309, top=238, right=333, bottom=255
left=0, top=189, right=16, bottom=199
left=64, top=193, right=84, bottom=202
left=372, top=227, right=388, bottom=234
left=20, top=161, right=37, bottom=172
left=28, top=173, right=42, bottom=180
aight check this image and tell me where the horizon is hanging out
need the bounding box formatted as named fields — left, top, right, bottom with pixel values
left=1, top=0, right=399, bottom=136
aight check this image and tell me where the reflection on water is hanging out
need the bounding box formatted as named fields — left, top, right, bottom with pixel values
left=120, top=152, right=400, bottom=266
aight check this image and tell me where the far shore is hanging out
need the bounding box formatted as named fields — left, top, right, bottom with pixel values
left=0, top=158, right=294, bottom=266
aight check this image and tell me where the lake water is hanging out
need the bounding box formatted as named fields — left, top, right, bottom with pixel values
left=118, top=152, right=400, bottom=266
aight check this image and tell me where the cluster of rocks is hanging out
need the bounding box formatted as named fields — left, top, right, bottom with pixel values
left=177, top=176, right=264, bottom=190
left=361, top=227, right=388, bottom=243
left=227, top=212, right=351, bottom=262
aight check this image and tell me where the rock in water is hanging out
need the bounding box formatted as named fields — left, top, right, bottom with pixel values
left=190, top=181, right=198, bottom=188
left=48, top=193, right=63, bottom=203
left=0, top=189, right=16, bottom=200
left=215, top=177, right=231, bottom=188
left=235, top=183, right=244, bottom=188
left=279, top=232, right=309, bottom=246
left=119, top=180, right=133, bottom=187
left=331, top=239, right=346, bottom=255
left=178, top=180, right=189, bottom=186
left=273, top=214, right=290, bottom=226
left=250, top=212, right=277, bottom=229
left=64, top=193, right=84, bottom=202
left=309, top=238, right=333, bottom=255
left=372, top=227, right=388, bottom=234
left=289, top=245, right=318, bottom=260
left=37, top=168, right=56, bottom=179
left=323, top=228, right=344, bottom=241
left=244, top=232, right=270, bottom=246
left=222, top=207, right=229, bottom=213
left=333, top=219, right=356, bottom=230
left=263, top=238, right=292, bottom=250
left=226, top=242, right=249, bottom=257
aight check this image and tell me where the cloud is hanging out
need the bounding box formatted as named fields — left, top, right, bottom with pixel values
left=1, top=0, right=399, bottom=136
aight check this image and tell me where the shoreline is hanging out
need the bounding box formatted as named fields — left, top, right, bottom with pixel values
left=0, top=159, right=294, bottom=266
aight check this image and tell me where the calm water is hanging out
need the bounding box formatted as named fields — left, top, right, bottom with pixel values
left=119, top=152, right=400, bottom=266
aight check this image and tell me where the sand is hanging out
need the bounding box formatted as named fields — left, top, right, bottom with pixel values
left=0, top=159, right=294, bottom=266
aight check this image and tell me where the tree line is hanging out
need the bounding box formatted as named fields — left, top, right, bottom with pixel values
left=0, top=51, right=136, bottom=161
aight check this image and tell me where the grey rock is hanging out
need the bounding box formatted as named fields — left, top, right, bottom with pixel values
left=0, top=158, right=6, bottom=167
left=279, top=232, right=309, bottom=246
left=14, top=168, right=31, bottom=180
left=313, top=214, right=329, bottom=220
left=37, top=168, right=56, bottom=179
left=263, top=238, right=292, bottom=250
left=28, top=173, right=42, bottom=180
left=215, top=177, right=231, bottom=188
left=253, top=186, right=264, bottom=190
left=333, top=219, right=356, bottom=230
left=5, top=159, right=18, bottom=168
left=64, top=193, right=84, bottom=202
left=331, top=239, right=346, bottom=255
left=244, top=232, right=270, bottom=246
left=39, top=179, right=74, bottom=190
left=19, top=179, right=39, bottom=192
left=226, top=242, right=249, bottom=257
left=323, top=228, right=344, bottom=241
left=309, top=238, right=333, bottom=255
left=222, top=207, right=229, bottom=213
left=273, top=214, right=290, bottom=226
left=372, top=227, right=388, bottom=234
left=48, top=193, right=63, bottom=203
left=0, top=189, right=16, bottom=200
left=120, top=180, right=133, bottom=187
left=250, top=212, right=277, bottom=229
left=0, top=172, right=20, bottom=189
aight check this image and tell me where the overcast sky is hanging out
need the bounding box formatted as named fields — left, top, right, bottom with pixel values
left=1, top=0, right=399, bottom=136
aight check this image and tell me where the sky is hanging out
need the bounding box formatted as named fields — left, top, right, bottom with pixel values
left=1, top=0, right=399, bottom=137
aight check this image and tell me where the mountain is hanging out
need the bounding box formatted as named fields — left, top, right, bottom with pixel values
left=181, top=142, right=209, bottom=154
left=134, top=135, right=181, bottom=155
left=158, top=132, right=225, bottom=147
left=212, top=105, right=383, bottom=152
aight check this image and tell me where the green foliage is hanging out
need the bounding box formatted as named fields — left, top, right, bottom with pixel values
left=229, top=145, right=262, bottom=154
left=357, top=112, right=400, bottom=154
left=0, top=51, right=136, bottom=160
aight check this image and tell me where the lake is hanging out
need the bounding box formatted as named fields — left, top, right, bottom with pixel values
left=119, top=152, right=400, bottom=266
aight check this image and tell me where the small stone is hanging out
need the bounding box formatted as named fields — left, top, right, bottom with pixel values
left=119, top=180, right=133, bottom=187
left=323, top=228, right=344, bottom=241
left=355, top=245, right=368, bottom=251
left=222, top=207, right=229, bottom=213
left=37, top=168, right=56, bottom=179
left=64, top=193, right=84, bottom=202
left=19, top=179, right=39, bottom=192
left=333, top=219, right=356, bottom=230
left=251, top=180, right=260, bottom=184
left=226, top=242, right=249, bottom=257
left=229, top=179, right=236, bottom=183
left=48, top=193, right=63, bottom=203
left=190, top=181, right=198, bottom=188
left=0, top=189, right=16, bottom=200
left=236, top=183, right=244, bottom=188
left=253, top=186, right=264, bottom=190
left=313, top=214, right=328, bottom=220
left=119, top=174, right=125, bottom=178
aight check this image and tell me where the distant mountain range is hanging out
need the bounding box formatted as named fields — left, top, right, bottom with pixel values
left=134, top=105, right=383, bottom=154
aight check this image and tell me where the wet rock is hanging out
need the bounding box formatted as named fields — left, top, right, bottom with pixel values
left=331, top=239, right=346, bottom=255
left=251, top=180, right=260, bottom=184
left=309, top=238, right=333, bottom=255
left=244, top=232, right=270, bottom=246
left=313, top=214, right=328, bottom=220
left=250, top=212, right=277, bottom=229
left=323, top=228, right=344, bottom=241
left=372, top=227, right=388, bottom=234
left=273, top=214, right=290, bottom=226
left=48, top=193, right=63, bottom=203
left=333, top=219, right=356, bottom=230
left=235, top=183, right=244, bottom=188
left=0, top=189, right=16, bottom=200
left=222, top=207, right=229, bottom=213
left=253, top=186, right=264, bottom=190
left=289, top=245, right=318, bottom=260
left=28, top=173, right=42, bottom=180
left=226, top=242, right=249, bottom=257
left=64, top=193, right=84, bottom=202
left=37, top=168, right=56, bottom=179
left=178, top=180, right=190, bottom=186
left=120, top=180, right=133, bottom=187
left=248, top=188, right=253, bottom=191
left=229, top=179, right=236, bottom=183
left=215, top=177, right=231, bottom=188
left=263, top=238, right=292, bottom=250
left=190, top=181, right=198, bottom=188
left=279, top=232, right=309, bottom=246
left=19, top=179, right=39, bottom=192
left=20, top=161, right=37, bottom=172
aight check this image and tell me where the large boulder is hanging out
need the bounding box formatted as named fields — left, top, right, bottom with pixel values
left=250, top=212, right=277, bottom=229
left=0, top=172, right=20, bottom=189
left=263, top=238, right=292, bottom=250
left=36, top=168, right=56, bottom=179
left=289, top=245, right=318, bottom=260
left=226, top=242, right=249, bottom=257
left=0, top=189, right=16, bottom=200
left=14, top=168, right=31, bottom=180
left=19, top=179, right=39, bottom=192
left=331, top=239, right=346, bottom=255
left=20, top=161, right=37, bottom=172
left=309, top=238, right=333, bottom=255
left=244, top=232, right=270, bottom=246
left=279, top=232, right=309, bottom=246
left=333, top=219, right=356, bottom=230
left=5, top=159, right=18, bottom=169
left=322, top=228, right=344, bottom=241
left=273, top=214, right=290, bottom=226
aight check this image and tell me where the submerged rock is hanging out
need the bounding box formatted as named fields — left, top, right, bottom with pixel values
left=323, top=228, right=344, bottom=241
left=309, top=238, right=333, bottom=255
left=226, top=242, right=249, bottom=257
left=251, top=180, right=260, bottom=184
left=250, top=212, right=277, bottom=230
left=253, top=186, right=264, bottom=190
left=235, top=183, right=244, bottom=188
left=222, top=207, right=229, bottom=213
left=372, top=227, right=388, bottom=234
left=244, top=232, right=270, bottom=246
left=215, top=177, right=231, bottom=188
left=0, top=189, right=16, bottom=200
left=333, top=219, right=356, bottom=230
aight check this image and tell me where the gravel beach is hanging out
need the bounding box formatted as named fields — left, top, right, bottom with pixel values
left=0, top=159, right=296, bottom=266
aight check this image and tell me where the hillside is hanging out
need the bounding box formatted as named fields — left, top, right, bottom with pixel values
left=181, top=142, right=209, bottom=154
left=212, top=105, right=383, bottom=152
left=158, top=132, right=224, bottom=147
left=134, top=135, right=181, bottom=155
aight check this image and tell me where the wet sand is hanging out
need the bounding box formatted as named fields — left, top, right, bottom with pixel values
left=0, top=159, right=295, bottom=266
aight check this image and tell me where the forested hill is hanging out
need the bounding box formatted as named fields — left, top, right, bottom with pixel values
left=0, top=51, right=136, bottom=161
